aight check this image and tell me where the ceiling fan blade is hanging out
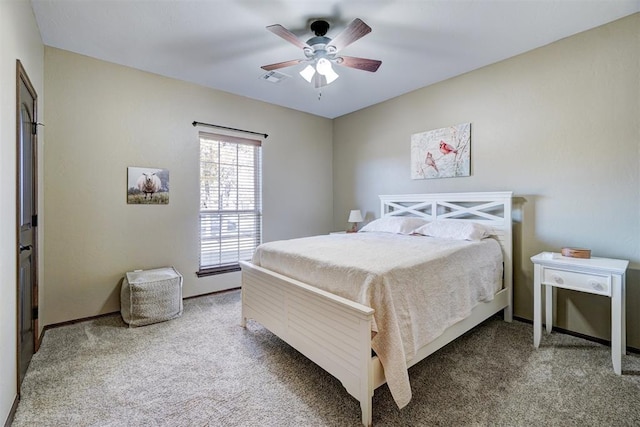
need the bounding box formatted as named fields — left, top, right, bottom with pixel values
left=266, top=24, right=310, bottom=49
left=328, top=18, right=371, bottom=52
left=337, top=56, right=382, bottom=72
left=261, top=59, right=304, bottom=71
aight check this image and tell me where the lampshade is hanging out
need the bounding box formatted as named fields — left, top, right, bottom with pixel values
left=299, top=65, right=315, bottom=83
left=348, top=209, right=363, bottom=223
left=316, top=58, right=339, bottom=84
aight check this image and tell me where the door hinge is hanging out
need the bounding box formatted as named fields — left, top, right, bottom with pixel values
left=32, top=214, right=38, bottom=227
left=32, top=121, right=44, bottom=136
left=32, top=307, right=38, bottom=320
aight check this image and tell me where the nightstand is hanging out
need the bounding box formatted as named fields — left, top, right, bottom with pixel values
left=531, top=252, right=629, bottom=374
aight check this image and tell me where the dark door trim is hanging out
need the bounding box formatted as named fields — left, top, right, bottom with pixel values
left=16, top=59, right=39, bottom=395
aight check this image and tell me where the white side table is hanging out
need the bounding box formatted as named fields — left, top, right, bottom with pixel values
left=531, top=252, right=629, bottom=374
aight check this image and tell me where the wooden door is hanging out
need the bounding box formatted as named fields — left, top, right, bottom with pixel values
left=16, top=60, right=39, bottom=390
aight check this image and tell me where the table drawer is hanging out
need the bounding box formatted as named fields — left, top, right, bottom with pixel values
left=541, top=267, right=611, bottom=296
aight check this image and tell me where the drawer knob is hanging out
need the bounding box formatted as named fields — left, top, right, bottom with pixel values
left=590, top=281, right=604, bottom=291
left=553, top=275, right=564, bottom=284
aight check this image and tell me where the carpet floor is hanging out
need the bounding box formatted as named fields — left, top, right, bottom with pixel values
left=12, top=289, right=640, bottom=426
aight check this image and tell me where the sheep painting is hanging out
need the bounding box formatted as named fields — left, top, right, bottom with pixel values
left=127, top=167, right=169, bottom=204
left=137, top=173, right=161, bottom=200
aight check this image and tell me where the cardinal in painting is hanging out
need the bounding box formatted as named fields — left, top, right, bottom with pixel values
left=439, top=141, right=458, bottom=155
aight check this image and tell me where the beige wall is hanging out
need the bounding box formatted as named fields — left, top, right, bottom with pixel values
left=0, top=0, right=45, bottom=423
left=43, top=47, right=333, bottom=326
left=333, top=14, right=640, bottom=347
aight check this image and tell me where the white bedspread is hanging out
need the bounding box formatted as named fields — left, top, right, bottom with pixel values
left=251, top=232, right=503, bottom=409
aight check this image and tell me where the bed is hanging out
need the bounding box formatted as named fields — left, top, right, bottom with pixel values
left=240, top=192, right=513, bottom=426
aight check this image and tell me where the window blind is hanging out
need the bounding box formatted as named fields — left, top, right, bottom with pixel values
left=198, top=131, right=262, bottom=275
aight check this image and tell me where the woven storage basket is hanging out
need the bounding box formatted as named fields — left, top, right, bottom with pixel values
left=121, top=266, right=183, bottom=327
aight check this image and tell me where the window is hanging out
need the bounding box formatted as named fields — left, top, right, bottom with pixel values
left=198, top=132, right=262, bottom=276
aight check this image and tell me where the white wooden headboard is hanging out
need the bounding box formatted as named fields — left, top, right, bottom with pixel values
left=379, top=191, right=513, bottom=300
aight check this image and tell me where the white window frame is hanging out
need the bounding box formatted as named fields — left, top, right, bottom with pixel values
left=198, top=131, right=262, bottom=276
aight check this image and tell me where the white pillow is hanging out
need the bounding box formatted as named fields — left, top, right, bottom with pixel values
left=413, top=221, right=493, bottom=241
left=358, top=217, right=429, bottom=235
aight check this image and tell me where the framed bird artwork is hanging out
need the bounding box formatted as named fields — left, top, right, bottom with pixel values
left=411, top=122, right=471, bottom=179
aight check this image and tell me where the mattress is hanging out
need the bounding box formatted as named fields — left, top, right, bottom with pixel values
left=251, top=231, right=503, bottom=408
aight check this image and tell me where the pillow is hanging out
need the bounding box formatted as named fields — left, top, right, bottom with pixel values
left=412, top=221, right=493, bottom=241
left=358, top=216, right=429, bottom=235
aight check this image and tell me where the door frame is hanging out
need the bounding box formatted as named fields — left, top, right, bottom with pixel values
left=16, top=59, right=39, bottom=394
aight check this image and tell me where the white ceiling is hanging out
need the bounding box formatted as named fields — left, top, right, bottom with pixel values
left=31, top=0, right=639, bottom=119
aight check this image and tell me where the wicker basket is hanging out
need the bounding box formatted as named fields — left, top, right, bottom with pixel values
left=121, top=267, right=183, bottom=327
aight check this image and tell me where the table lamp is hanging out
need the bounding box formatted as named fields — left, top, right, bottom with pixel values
left=347, top=209, right=363, bottom=233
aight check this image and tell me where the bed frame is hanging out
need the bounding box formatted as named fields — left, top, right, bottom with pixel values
left=240, top=191, right=513, bottom=426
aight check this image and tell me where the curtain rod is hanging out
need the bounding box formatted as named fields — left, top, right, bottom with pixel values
left=192, top=121, right=268, bottom=139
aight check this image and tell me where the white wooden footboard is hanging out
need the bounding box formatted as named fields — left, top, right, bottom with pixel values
left=240, top=260, right=376, bottom=426
left=241, top=260, right=509, bottom=426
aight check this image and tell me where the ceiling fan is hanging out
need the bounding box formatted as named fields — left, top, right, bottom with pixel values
left=261, top=18, right=382, bottom=88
